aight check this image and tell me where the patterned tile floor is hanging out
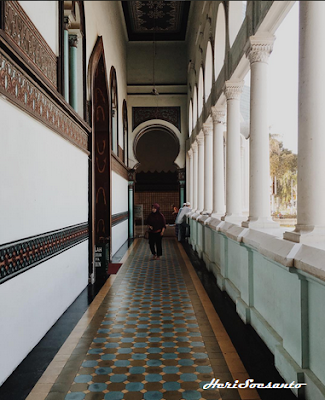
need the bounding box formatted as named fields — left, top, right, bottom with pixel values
left=45, top=239, right=241, bottom=400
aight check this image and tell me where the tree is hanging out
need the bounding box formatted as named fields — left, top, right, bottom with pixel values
left=269, top=134, right=297, bottom=213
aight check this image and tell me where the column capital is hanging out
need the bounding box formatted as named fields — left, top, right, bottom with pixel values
left=128, top=169, right=136, bottom=182
left=64, top=16, right=71, bottom=31
left=192, top=141, right=198, bottom=152
left=224, top=80, right=244, bottom=100
left=69, top=34, right=79, bottom=48
left=211, top=106, right=226, bottom=124
left=203, top=123, right=213, bottom=136
left=246, top=34, right=275, bottom=64
left=196, top=132, right=205, bottom=146
left=177, top=168, right=186, bottom=181
left=188, top=148, right=193, bottom=158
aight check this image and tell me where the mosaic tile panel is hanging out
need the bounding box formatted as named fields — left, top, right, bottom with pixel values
left=55, top=239, right=239, bottom=400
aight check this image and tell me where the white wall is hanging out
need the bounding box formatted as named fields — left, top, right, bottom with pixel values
left=18, top=1, right=59, bottom=56
left=111, top=172, right=128, bottom=256
left=0, top=98, right=88, bottom=244
left=112, top=220, right=128, bottom=256
left=0, top=241, right=88, bottom=385
left=112, top=171, right=128, bottom=215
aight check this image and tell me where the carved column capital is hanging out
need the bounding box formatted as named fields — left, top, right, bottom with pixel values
left=69, top=34, right=79, bottom=48
left=64, top=16, right=71, bottom=31
left=188, top=148, right=193, bottom=158
left=211, top=106, right=226, bottom=124
left=192, top=141, right=198, bottom=152
left=177, top=168, right=186, bottom=182
left=224, top=80, right=244, bottom=100
left=246, top=34, right=275, bottom=64
left=203, top=123, right=213, bottom=136
left=196, top=132, right=205, bottom=146
left=128, top=169, right=136, bottom=182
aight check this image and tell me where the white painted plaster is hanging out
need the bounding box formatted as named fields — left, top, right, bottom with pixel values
left=18, top=1, right=59, bottom=55
left=112, top=171, right=128, bottom=215
left=112, top=220, right=128, bottom=256
left=0, top=98, right=88, bottom=244
left=0, top=241, right=88, bottom=385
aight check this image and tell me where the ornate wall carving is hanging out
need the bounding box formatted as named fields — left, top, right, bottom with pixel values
left=132, top=107, right=181, bottom=131
left=4, top=1, right=58, bottom=88
left=0, top=223, right=89, bottom=284
left=0, top=50, right=89, bottom=154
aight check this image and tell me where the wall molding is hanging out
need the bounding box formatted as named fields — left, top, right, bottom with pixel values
left=112, top=212, right=129, bottom=227
left=0, top=49, right=89, bottom=154
left=0, top=223, right=89, bottom=284
left=4, top=1, right=57, bottom=88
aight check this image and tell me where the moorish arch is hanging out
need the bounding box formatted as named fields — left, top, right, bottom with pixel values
left=192, top=85, right=198, bottom=129
left=214, top=2, right=226, bottom=80
left=198, top=67, right=204, bottom=118
left=204, top=41, right=213, bottom=102
left=132, top=121, right=183, bottom=227
left=228, top=1, right=244, bottom=47
left=87, top=36, right=112, bottom=278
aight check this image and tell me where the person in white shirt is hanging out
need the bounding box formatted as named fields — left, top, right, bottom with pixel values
left=175, top=202, right=191, bottom=242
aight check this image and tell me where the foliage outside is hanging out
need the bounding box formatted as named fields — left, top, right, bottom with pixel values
left=269, top=134, right=297, bottom=217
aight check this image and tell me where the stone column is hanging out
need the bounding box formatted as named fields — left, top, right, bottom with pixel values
left=197, top=133, right=205, bottom=213
left=128, top=170, right=136, bottom=238
left=177, top=168, right=186, bottom=207
left=63, top=17, right=70, bottom=103
left=242, top=34, right=279, bottom=229
left=186, top=151, right=190, bottom=203
left=211, top=106, right=226, bottom=219
left=69, top=34, right=79, bottom=112
left=203, top=123, right=213, bottom=214
left=222, top=80, right=244, bottom=224
left=284, top=1, right=325, bottom=244
left=188, top=149, right=193, bottom=207
left=192, top=142, right=198, bottom=211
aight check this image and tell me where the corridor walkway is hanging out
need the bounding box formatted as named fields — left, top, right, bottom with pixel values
left=27, top=239, right=259, bottom=400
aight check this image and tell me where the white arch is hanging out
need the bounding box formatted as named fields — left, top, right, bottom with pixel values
left=189, top=100, right=193, bottom=136
left=229, top=1, right=243, bottom=47
left=131, top=119, right=184, bottom=169
left=204, top=42, right=213, bottom=102
left=198, top=67, right=204, bottom=117
left=214, top=3, right=226, bottom=80
left=193, top=85, right=198, bottom=129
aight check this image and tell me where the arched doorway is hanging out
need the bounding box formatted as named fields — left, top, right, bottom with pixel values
left=133, top=125, right=180, bottom=235
left=88, top=37, right=111, bottom=280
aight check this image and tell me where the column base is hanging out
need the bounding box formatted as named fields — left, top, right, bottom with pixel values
left=197, top=215, right=209, bottom=223
left=191, top=212, right=201, bottom=220
left=284, top=225, right=325, bottom=248
left=206, top=217, right=224, bottom=231
left=221, top=214, right=245, bottom=226
left=242, top=218, right=280, bottom=229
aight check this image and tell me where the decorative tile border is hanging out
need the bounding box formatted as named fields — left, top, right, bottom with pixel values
left=0, top=223, right=89, bottom=284
left=4, top=1, right=57, bottom=88
left=112, top=212, right=129, bottom=227
left=0, top=49, right=89, bottom=154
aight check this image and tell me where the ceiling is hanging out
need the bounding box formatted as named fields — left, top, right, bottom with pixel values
left=122, top=1, right=191, bottom=41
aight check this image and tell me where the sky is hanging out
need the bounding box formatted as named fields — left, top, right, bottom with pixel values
left=268, top=2, right=299, bottom=154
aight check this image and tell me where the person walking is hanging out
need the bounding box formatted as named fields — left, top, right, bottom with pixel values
left=147, top=203, right=166, bottom=260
